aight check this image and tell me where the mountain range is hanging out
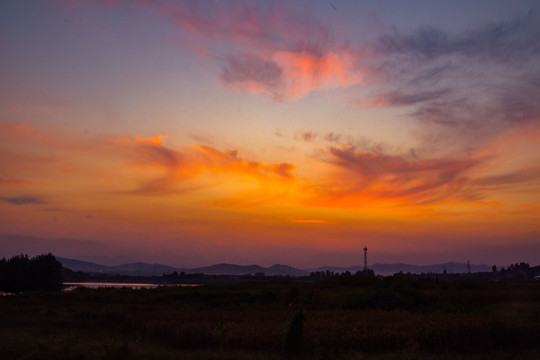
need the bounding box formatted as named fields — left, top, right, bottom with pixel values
left=57, top=257, right=493, bottom=277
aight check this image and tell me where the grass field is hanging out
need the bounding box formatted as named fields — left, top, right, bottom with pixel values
left=1, top=277, right=539, bottom=359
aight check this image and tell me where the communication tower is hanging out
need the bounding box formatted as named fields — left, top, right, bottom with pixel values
left=363, top=246, right=368, bottom=271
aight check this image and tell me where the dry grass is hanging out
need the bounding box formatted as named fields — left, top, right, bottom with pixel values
left=1, top=279, right=539, bottom=359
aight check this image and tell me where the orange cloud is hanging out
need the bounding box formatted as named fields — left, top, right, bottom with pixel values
left=0, top=122, right=306, bottom=211
left=116, top=136, right=300, bottom=198
left=292, top=219, right=332, bottom=224
left=305, top=145, right=483, bottom=208
left=0, top=178, right=33, bottom=186
left=3, top=119, right=537, bottom=232
left=134, top=134, right=167, bottom=146
left=520, top=203, right=540, bottom=211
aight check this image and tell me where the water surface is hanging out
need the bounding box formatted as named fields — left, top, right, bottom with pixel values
left=63, top=282, right=199, bottom=290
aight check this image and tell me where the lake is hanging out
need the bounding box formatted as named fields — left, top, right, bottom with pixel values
left=63, top=282, right=199, bottom=290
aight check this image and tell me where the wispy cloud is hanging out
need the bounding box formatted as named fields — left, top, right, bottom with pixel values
left=145, top=2, right=540, bottom=150
left=308, top=144, right=481, bottom=206
left=358, top=89, right=451, bottom=109
left=292, top=219, right=332, bottom=224
left=472, top=167, right=540, bottom=188
left=324, top=132, right=341, bottom=143
left=291, top=129, right=389, bottom=155
left=377, top=17, right=540, bottom=61
left=120, top=135, right=298, bottom=196
left=294, top=131, right=317, bottom=142
left=0, top=121, right=300, bottom=202
left=130, top=134, right=182, bottom=169
left=0, top=178, right=33, bottom=186
left=131, top=0, right=364, bottom=100
left=362, top=15, right=540, bottom=148
left=0, top=196, right=46, bottom=205
left=2, top=118, right=536, bottom=214
left=221, top=55, right=283, bottom=96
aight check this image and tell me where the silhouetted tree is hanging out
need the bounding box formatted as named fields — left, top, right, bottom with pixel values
left=0, top=253, right=62, bottom=292
left=355, top=268, right=375, bottom=277
left=1, top=254, right=29, bottom=291
left=28, top=253, right=63, bottom=291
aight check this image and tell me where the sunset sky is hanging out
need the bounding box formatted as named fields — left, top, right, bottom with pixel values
left=1, top=0, right=540, bottom=268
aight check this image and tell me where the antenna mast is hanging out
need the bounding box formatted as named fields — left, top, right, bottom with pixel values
left=363, top=246, right=368, bottom=272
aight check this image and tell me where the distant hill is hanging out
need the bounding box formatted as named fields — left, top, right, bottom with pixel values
left=188, top=263, right=308, bottom=276
left=57, top=257, right=113, bottom=274
left=57, top=257, right=493, bottom=277
left=268, top=264, right=307, bottom=277
left=57, top=257, right=177, bottom=276
left=57, top=258, right=308, bottom=277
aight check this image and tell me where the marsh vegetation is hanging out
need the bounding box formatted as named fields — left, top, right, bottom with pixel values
left=1, top=276, right=540, bottom=359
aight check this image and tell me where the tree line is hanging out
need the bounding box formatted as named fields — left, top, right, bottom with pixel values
left=0, top=253, right=63, bottom=292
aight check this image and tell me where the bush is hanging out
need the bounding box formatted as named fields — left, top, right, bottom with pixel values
left=284, top=311, right=304, bottom=355
left=345, top=286, right=426, bottom=311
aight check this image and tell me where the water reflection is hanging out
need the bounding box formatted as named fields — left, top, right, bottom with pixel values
left=63, top=282, right=199, bottom=290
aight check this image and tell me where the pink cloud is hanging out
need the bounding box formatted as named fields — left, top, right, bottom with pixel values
left=272, top=49, right=361, bottom=99
left=134, top=1, right=364, bottom=100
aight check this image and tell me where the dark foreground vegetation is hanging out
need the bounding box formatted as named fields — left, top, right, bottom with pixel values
left=1, top=275, right=540, bottom=359
left=0, top=253, right=62, bottom=292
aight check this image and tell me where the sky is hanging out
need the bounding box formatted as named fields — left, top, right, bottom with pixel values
left=1, top=0, right=540, bottom=268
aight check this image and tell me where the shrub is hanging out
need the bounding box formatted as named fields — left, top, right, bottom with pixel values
left=284, top=311, right=304, bottom=355
left=345, top=287, right=426, bottom=311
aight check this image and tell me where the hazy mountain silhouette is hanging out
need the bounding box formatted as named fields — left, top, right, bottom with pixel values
left=57, top=257, right=115, bottom=274
left=74, top=255, right=136, bottom=266
left=57, top=258, right=308, bottom=277
left=190, top=263, right=308, bottom=276
left=57, top=258, right=177, bottom=276
left=57, top=257, right=492, bottom=277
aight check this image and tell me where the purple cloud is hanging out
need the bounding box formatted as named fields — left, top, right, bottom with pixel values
left=0, top=196, right=46, bottom=205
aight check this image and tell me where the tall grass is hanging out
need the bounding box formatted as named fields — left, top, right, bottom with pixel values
left=1, top=279, right=539, bottom=359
